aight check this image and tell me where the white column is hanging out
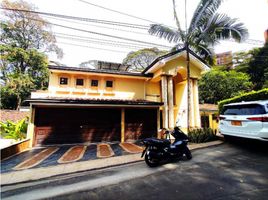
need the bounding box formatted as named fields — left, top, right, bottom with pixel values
left=193, top=79, right=201, bottom=127
left=189, top=79, right=195, bottom=127
left=167, top=76, right=174, bottom=129
left=161, top=75, right=168, bottom=128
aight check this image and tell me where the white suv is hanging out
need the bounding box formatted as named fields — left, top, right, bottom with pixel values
left=219, top=100, right=268, bottom=141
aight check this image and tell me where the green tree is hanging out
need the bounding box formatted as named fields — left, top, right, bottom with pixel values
left=232, top=51, right=252, bottom=70
left=0, top=0, right=61, bottom=109
left=199, top=68, right=253, bottom=104
left=1, top=0, right=62, bottom=57
left=148, top=0, right=248, bottom=130
left=1, top=73, right=35, bottom=110
left=247, top=43, right=268, bottom=90
left=0, top=45, right=48, bottom=109
left=149, top=0, right=248, bottom=62
left=122, top=48, right=168, bottom=71
left=0, top=117, right=28, bottom=141
left=232, top=44, right=268, bottom=90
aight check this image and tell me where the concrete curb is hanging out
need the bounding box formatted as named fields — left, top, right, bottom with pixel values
left=1, top=140, right=224, bottom=185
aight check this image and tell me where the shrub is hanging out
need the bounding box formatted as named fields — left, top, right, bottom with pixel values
left=188, top=128, right=218, bottom=143
left=218, top=88, right=268, bottom=114
left=0, top=117, right=28, bottom=141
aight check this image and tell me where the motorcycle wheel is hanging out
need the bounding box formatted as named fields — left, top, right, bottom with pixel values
left=184, top=147, right=192, bottom=160
left=145, top=153, right=159, bottom=167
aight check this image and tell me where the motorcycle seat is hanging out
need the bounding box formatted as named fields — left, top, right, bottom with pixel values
left=143, top=138, right=170, bottom=145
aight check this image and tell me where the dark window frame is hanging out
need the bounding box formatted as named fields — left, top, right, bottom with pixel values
left=106, top=80, right=113, bottom=88
left=59, top=77, right=68, bottom=85
left=76, top=78, right=84, bottom=86
left=91, top=79, right=99, bottom=87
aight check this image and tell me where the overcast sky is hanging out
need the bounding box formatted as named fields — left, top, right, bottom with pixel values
left=3, top=0, right=268, bottom=66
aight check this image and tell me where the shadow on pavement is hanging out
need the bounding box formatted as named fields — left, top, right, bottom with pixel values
left=224, top=136, right=268, bottom=155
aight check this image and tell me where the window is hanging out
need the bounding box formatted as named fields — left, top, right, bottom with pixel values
left=91, top=80, right=99, bottom=87
left=60, top=77, right=68, bottom=85
left=223, top=104, right=266, bottom=115
left=201, top=116, right=209, bottom=128
left=106, top=80, right=113, bottom=88
left=76, top=78, right=84, bottom=86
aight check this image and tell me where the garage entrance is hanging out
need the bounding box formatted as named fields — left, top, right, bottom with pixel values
left=125, top=108, right=157, bottom=141
left=34, top=107, right=121, bottom=146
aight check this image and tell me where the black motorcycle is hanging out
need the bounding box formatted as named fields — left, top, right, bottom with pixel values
left=141, top=127, right=192, bottom=167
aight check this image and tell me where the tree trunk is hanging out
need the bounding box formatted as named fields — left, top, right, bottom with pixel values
left=16, top=96, right=21, bottom=111
left=186, top=43, right=190, bottom=133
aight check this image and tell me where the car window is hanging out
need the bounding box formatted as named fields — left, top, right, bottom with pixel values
left=223, top=104, right=266, bottom=115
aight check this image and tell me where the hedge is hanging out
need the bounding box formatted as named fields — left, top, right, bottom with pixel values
left=218, top=88, right=268, bottom=114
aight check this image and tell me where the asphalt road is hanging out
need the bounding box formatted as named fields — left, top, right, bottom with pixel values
left=2, top=139, right=268, bottom=200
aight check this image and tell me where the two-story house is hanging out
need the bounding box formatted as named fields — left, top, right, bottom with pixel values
left=26, top=48, right=209, bottom=147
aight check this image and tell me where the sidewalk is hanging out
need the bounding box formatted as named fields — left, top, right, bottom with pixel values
left=1, top=140, right=223, bottom=185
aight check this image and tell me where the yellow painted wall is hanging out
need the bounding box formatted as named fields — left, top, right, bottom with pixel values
left=174, top=80, right=186, bottom=107
left=114, top=77, right=145, bottom=99
left=48, top=71, right=146, bottom=100
left=162, top=57, right=202, bottom=78
left=200, top=112, right=219, bottom=131
left=145, top=81, right=161, bottom=102
left=174, top=80, right=187, bottom=128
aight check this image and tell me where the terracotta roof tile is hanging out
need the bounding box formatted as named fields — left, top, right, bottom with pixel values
left=48, top=65, right=153, bottom=77
left=25, top=97, right=163, bottom=106
left=199, top=104, right=218, bottom=112
left=1, top=110, right=29, bottom=122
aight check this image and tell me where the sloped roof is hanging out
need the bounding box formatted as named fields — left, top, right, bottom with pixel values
left=142, top=48, right=210, bottom=74
left=48, top=65, right=153, bottom=78
left=25, top=97, right=163, bottom=106
left=1, top=110, right=29, bottom=122
left=199, top=104, right=218, bottom=112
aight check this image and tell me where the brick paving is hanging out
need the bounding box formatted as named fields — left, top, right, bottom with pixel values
left=97, top=143, right=115, bottom=158
left=13, top=147, right=59, bottom=170
left=1, top=142, right=143, bottom=173
left=1, top=140, right=224, bottom=185
left=58, top=146, right=86, bottom=163
left=119, top=143, right=143, bottom=153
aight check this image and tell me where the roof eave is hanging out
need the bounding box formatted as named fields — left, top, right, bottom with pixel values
left=142, top=48, right=210, bottom=74
left=48, top=65, right=153, bottom=78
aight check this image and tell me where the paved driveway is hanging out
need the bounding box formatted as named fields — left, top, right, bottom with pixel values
left=1, top=142, right=143, bottom=173
left=1, top=139, right=267, bottom=200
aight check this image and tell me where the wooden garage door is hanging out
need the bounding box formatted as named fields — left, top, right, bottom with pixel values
left=125, top=108, right=157, bottom=141
left=34, top=107, right=121, bottom=146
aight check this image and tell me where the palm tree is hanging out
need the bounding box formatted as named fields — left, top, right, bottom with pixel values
left=149, top=0, right=248, bottom=63
left=149, top=0, right=248, bottom=131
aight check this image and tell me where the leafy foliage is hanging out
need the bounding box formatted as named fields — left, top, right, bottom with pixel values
left=188, top=128, right=218, bottom=143
left=218, top=88, right=268, bottom=114
left=234, top=43, right=268, bottom=90
left=149, top=0, right=248, bottom=63
left=122, top=48, right=167, bottom=71
left=247, top=43, right=268, bottom=90
left=199, top=68, right=253, bottom=104
left=0, top=73, right=34, bottom=109
left=0, top=0, right=59, bottom=109
left=0, top=45, right=48, bottom=109
left=0, top=117, right=28, bottom=141
left=1, top=0, right=62, bottom=58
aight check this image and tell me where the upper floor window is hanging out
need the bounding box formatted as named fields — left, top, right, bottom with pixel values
left=60, top=77, right=68, bottom=85
left=76, top=78, right=84, bottom=86
left=91, top=80, right=99, bottom=87
left=106, top=80, right=113, bottom=88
